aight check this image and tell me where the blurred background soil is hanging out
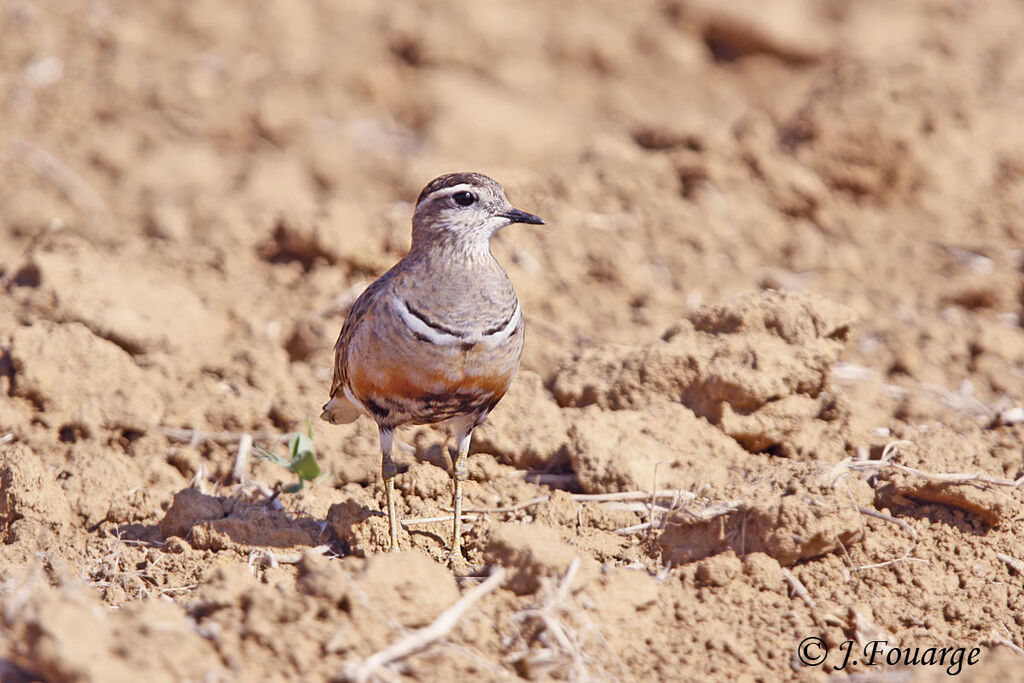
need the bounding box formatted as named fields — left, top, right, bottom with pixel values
left=2, top=0, right=1024, bottom=680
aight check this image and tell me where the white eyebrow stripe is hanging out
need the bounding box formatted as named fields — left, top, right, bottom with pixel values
left=423, top=183, right=476, bottom=202
left=391, top=295, right=463, bottom=346
left=478, top=301, right=521, bottom=349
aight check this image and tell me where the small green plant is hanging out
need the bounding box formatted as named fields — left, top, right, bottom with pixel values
left=254, top=420, right=321, bottom=493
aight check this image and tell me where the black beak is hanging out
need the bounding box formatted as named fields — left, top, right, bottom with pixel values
left=503, top=208, right=545, bottom=225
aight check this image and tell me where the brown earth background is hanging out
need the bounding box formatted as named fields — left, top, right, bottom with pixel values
left=2, top=0, right=1024, bottom=680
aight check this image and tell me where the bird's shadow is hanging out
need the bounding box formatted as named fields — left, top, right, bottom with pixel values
left=115, top=487, right=335, bottom=551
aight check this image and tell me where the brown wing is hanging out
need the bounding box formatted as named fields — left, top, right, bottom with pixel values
left=322, top=272, right=398, bottom=423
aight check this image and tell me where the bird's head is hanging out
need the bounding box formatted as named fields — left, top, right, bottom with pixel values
left=410, top=172, right=544, bottom=251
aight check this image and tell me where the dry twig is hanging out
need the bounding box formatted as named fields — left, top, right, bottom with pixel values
left=10, top=138, right=109, bottom=218
left=343, top=567, right=506, bottom=682
left=850, top=459, right=1024, bottom=488
left=991, top=627, right=1024, bottom=656
left=401, top=515, right=459, bottom=526
left=248, top=545, right=331, bottom=569
left=996, top=553, right=1024, bottom=575
left=840, top=441, right=1024, bottom=489
left=855, top=505, right=918, bottom=540
left=782, top=568, right=815, bottom=609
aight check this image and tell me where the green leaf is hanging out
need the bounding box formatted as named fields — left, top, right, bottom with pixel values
left=290, top=449, right=320, bottom=481
left=289, top=432, right=314, bottom=460
left=284, top=482, right=304, bottom=494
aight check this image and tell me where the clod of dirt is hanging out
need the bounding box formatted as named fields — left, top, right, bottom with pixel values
left=695, top=551, right=744, bottom=587
left=353, top=551, right=459, bottom=627
left=591, top=567, right=660, bottom=612
left=483, top=522, right=597, bottom=595
left=159, top=488, right=319, bottom=551
left=567, top=402, right=749, bottom=493
left=779, top=61, right=931, bottom=203
left=283, top=318, right=325, bottom=362
left=296, top=551, right=351, bottom=605
left=190, top=510, right=317, bottom=551
left=159, top=488, right=227, bottom=539
left=328, top=491, right=409, bottom=556
left=187, top=560, right=347, bottom=673
left=397, top=460, right=452, bottom=501
left=879, top=476, right=1009, bottom=527
left=2, top=570, right=224, bottom=682
left=873, top=429, right=1017, bottom=526
left=256, top=216, right=338, bottom=271
left=59, top=442, right=151, bottom=527
left=689, top=0, right=833, bottom=64
left=741, top=552, right=784, bottom=591
left=472, top=370, right=569, bottom=469
left=0, top=444, right=73, bottom=541
left=9, top=322, right=163, bottom=432
left=26, top=236, right=227, bottom=355
left=553, top=291, right=856, bottom=459
left=657, top=462, right=873, bottom=566
left=244, top=154, right=319, bottom=218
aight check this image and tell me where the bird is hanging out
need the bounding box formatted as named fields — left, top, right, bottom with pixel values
left=321, top=172, right=544, bottom=563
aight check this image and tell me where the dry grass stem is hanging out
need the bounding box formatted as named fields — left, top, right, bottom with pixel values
left=402, top=515, right=463, bottom=526
left=573, top=489, right=696, bottom=504
left=161, top=426, right=287, bottom=447
left=677, top=500, right=744, bottom=521
left=506, top=558, right=601, bottom=680
left=232, top=433, right=253, bottom=483
left=458, top=496, right=552, bottom=514
left=613, top=521, right=658, bottom=536
left=602, top=501, right=673, bottom=513
left=852, top=556, right=929, bottom=572
left=189, top=462, right=211, bottom=495
left=513, top=472, right=580, bottom=488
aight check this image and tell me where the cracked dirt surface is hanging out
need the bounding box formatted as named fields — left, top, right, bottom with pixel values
left=2, top=0, right=1024, bottom=680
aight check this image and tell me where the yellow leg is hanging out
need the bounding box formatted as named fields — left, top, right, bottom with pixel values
left=379, top=427, right=400, bottom=551
left=450, top=422, right=473, bottom=565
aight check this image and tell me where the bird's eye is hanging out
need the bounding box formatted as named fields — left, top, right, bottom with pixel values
left=452, top=191, right=477, bottom=207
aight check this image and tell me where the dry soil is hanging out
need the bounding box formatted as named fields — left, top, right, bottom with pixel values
left=2, top=1, right=1024, bottom=681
